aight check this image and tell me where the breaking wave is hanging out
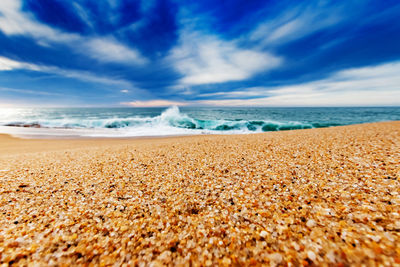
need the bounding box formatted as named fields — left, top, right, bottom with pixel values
left=2, top=106, right=343, bottom=136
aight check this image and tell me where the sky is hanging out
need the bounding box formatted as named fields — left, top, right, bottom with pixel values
left=0, top=0, right=399, bottom=107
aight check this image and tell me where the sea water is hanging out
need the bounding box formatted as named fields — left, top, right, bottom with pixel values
left=0, top=106, right=399, bottom=138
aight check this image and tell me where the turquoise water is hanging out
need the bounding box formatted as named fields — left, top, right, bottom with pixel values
left=0, top=106, right=399, bottom=137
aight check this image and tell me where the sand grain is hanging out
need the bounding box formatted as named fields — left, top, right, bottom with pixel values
left=0, top=122, right=399, bottom=266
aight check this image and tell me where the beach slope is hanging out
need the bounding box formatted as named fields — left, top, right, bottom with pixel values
left=0, top=122, right=399, bottom=266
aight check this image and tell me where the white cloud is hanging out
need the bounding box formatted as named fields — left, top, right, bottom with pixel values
left=85, top=38, right=147, bottom=65
left=0, top=0, right=79, bottom=42
left=0, top=86, right=65, bottom=96
left=0, top=56, right=39, bottom=73
left=121, top=61, right=400, bottom=107
left=197, top=61, right=400, bottom=106
left=0, top=0, right=147, bottom=65
left=170, top=32, right=282, bottom=85
left=250, top=3, right=344, bottom=46
left=121, top=100, right=188, bottom=107
left=0, top=56, right=136, bottom=90
left=120, top=89, right=129, bottom=93
left=0, top=56, right=40, bottom=71
left=50, top=67, right=134, bottom=89
left=72, top=2, right=94, bottom=30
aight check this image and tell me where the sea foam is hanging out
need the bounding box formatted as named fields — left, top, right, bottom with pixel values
left=1, top=106, right=398, bottom=138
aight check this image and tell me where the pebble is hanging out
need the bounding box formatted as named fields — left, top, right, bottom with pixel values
left=307, top=251, right=317, bottom=261
left=260, top=230, right=268, bottom=238
left=269, top=253, right=283, bottom=265
left=306, top=219, right=316, bottom=228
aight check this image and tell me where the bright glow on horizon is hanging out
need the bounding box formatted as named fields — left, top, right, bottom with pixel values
left=121, top=100, right=189, bottom=107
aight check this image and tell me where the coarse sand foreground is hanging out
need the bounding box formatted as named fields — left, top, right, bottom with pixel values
left=0, top=122, right=400, bottom=266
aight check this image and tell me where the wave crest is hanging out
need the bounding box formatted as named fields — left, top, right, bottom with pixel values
left=1, top=106, right=342, bottom=135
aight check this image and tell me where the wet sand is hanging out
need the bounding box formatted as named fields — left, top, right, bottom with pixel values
left=0, top=122, right=399, bottom=266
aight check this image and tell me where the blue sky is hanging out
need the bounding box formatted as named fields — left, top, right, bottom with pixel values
left=0, top=0, right=399, bottom=107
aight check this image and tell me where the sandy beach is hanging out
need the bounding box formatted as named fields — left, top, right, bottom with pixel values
left=0, top=121, right=399, bottom=266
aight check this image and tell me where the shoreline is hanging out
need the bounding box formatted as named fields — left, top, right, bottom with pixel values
left=1, top=121, right=399, bottom=265
left=0, top=121, right=395, bottom=156
left=0, top=125, right=229, bottom=140
left=0, top=120, right=399, bottom=140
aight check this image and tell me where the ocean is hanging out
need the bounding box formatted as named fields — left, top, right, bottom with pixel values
left=0, top=106, right=399, bottom=138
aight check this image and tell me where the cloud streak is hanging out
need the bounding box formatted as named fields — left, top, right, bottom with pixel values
left=0, top=56, right=40, bottom=71
left=0, top=0, right=147, bottom=65
left=0, top=56, right=137, bottom=90
left=249, top=2, right=346, bottom=46
left=197, top=61, right=400, bottom=106
left=0, top=0, right=78, bottom=41
left=169, top=30, right=282, bottom=85
left=85, top=38, right=147, bottom=65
